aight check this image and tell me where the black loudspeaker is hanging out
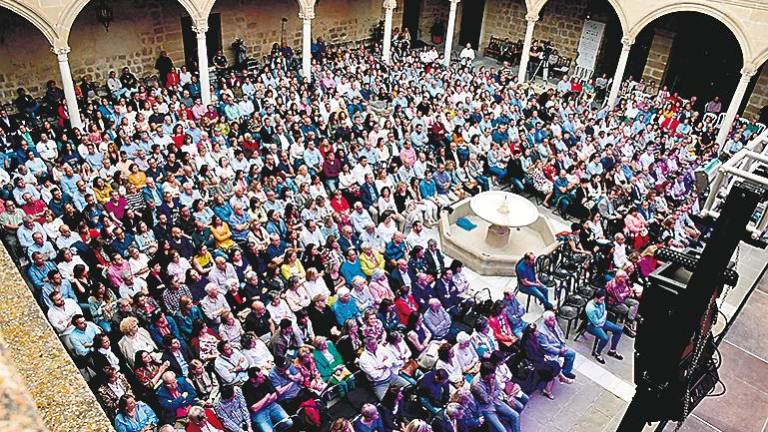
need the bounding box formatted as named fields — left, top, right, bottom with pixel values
left=618, top=181, right=765, bottom=430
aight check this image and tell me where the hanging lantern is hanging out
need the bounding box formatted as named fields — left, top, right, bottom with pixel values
left=97, top=0, right=113, bottom=32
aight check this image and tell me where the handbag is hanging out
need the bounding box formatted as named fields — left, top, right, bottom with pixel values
left=400, top=359, right=419, bottom=377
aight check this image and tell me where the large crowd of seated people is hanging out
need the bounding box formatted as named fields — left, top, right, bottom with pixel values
left=0, top=24, right=747, bottom=432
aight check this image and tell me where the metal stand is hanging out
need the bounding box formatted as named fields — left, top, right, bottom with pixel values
left=530, top=58, right=550, bottom=83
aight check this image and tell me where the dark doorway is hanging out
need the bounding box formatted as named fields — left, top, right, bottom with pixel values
left=661, top=13, right=742, bottom=110
left=459, top=0, right=486, bottom=48
left=402, top=0, right=421, bottom=43
left=181, top=13, right=222, bottom=71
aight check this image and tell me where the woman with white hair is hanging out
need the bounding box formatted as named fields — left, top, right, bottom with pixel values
left=368, top=268, right=395, bottom=306
left=118, top=316, right=160, bottom=367
left=453, top=331, right=481, bottom=379
left=404, top=419, right=433, bottom=432
left=350, top=275, right=375, bottom=312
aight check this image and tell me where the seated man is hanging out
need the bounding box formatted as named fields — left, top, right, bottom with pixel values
left=214, top=340, right=249, bottom=386
left=605, top=270, right=641, bottom=337
left=514, top=252, right=553, bottom=310
left=537, top=311, right=576, bottom=380
left=423, top=298, right=455, bottom=341
left=502, top=289, right=528, bottom=338
left=155, top=371, right=198, bottom=424
left=585, top=290, right=624, bottom=364
left=416, top=368, right=451, bottom=415
left=470, top=362, right=520, bottom=432
left=242, top=367, right=293, bottom=432
left=358, top=337, right=410, bottom=400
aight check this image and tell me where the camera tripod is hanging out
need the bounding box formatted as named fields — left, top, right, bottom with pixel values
left=530, top=56, right=550, bottom=83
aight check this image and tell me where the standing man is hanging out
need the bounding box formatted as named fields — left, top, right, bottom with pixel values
left=155, top=51, right=174, bottom=87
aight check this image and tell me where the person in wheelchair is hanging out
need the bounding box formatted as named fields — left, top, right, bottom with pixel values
left=605, top=270, right=641, bottom=337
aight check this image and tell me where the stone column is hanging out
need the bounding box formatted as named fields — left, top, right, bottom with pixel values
left=52, top=47, right=83, bottom=131
left=716, top=66, right=757, bottom=146
left=607, top=38, right=633, bottom=108
left=193, top=21, right=211, bottom=107
left=641, top=29, right=675, bottom=85
left=299, top=0, right=317, bottom=80
left=444, top=0, right=460, bottom=67
left=382, top=0, right=397, bottom=64
left=518, top=15, right=538, bottom=83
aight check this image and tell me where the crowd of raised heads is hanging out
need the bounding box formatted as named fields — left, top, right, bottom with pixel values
left=0, top=27, right=738, bottom=432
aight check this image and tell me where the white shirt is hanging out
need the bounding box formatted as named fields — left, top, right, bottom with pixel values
left=242, top=340, right=274, bottom=368
left=200, top=294, right=231, bottom=324
left=214, top=350, right=250, bottom=385
left=47, top=299, right=82, bottom=335
left=358, top=346, right=395, bottom=382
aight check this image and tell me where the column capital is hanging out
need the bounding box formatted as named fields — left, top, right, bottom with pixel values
left=448, top=0, right=460, bottom=3
left=525, top=14, right=539, bottom=23
left=741, top=65, right=757, bottom=78
left=621, top=37, right=634, bottom=48
left=298, top=0, right=316, bottom=20
left=51, top=46, right=70, bottom=61
left=192, top=24, right=208, bottom=34
left=383, top=0, right=397, bottom=10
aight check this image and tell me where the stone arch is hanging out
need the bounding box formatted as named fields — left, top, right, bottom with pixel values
left=57, top=0, right=205, bottom=42
left=526, top=0, right=629, bottom=36
left=749, top=46, right=768, bottom=72
left=627, top=3, right=749, bottom=65
left=0, top=0, right=60, bottom=46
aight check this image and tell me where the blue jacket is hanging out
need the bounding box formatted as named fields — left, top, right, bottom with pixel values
left=155, top=377, right=198, bottom=421
left=585, top=299, right=607, bottom=327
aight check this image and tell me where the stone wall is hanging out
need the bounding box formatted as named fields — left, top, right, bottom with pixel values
left=641, top=29, right=674, bottom=86
left=0, top=0, right=398, bottom=104
left=68, top=0, right=189, bottom=84
left=0, top=18, right=61, bottom=102
left=411, top=0, right=463, bottom=48
left=745, top=67, right=768, bottom=119
left=216, top=0, right=392, bottom=59
left=478, top=0, right=588, bottom=61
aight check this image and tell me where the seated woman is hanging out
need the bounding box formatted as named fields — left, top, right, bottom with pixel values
left=406, top=312, right=441, bottom=369
left=312, top=335, right=356, bottom=396
left=295, top=346, right=328, bottom=394
left=190, top=319, right=221, bottom=363
left=521, top=324, right=568, bottom=400
left=133, top=350, right=170, bottom=393
left=382, top=331, right=420, bottom=385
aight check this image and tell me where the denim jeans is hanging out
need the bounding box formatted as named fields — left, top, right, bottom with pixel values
left=510, top=391, right=529, bottom=412
left=371, top=373, right=410, bottom=400
left=561, top=348, right=576, bottom=374
left=510, top=177, right=525, bottom=193
left=252, top=402, right=292, bottom=432
left=476, top=175, right=492, bottom=191
left=587, top=320, right=623, bottom=354
left=482, top=401, right=521, bottom=432
left=488, top=166, right=507, bottom=182
left=519, top=284, right=552, bottom=310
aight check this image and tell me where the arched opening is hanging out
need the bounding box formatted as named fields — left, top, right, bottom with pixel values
left=627, top=12, right=744, bottom=110
left=532, top=0, right=624, bottom=80
left=0, top=9, right=58, bottom=108
left=66, top=0, right=192, bottom=86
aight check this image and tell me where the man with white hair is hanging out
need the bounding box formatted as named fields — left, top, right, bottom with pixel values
left=453, top=332, right=480, bottom=377
left=209, top=256, right=238, bottom=289
left=350, top=202, right=375, bottom=234
left=200, top=283, right=231, bottom=325
left=431, top=402, right=466, bottom=432
left=423, top=298, right=454, bottom=341
left=538, top=310, right=577, bottom=380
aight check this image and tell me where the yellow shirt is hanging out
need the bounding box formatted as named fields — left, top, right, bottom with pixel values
left=359, top=250, right=385, bottom=276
